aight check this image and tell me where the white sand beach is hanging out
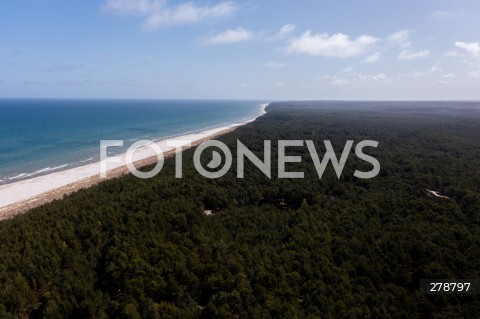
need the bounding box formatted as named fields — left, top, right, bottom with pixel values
left=0, top=103, right=269, bottom=220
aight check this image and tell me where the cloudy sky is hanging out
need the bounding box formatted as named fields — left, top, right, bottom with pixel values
left=1, top=0, right=480, bottom=100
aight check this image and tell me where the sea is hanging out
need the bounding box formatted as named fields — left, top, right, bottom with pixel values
left=0, top=99, right=265, bottom=185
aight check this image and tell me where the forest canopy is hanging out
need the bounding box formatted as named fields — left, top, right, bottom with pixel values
left=0, top=101, right=479, bottom=318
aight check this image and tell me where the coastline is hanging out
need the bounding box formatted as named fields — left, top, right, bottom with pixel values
left=0, top=103, right=269, bottom=220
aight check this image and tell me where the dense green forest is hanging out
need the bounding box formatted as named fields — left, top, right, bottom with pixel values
left=1, top=101, right=480, bottom=318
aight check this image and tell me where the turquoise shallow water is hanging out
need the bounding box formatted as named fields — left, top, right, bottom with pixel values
left=0, top=99, right=265, bottom=185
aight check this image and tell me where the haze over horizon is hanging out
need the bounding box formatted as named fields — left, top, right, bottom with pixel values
left=1, top=0, right=480, bottom=100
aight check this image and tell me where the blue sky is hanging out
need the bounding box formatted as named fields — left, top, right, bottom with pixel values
left=1, top=0, right=480, bottom=100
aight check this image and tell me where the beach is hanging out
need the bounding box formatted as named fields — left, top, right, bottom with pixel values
left=0, top=103, right=268, bottom=220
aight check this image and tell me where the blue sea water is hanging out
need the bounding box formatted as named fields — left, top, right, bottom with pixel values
left=0, top=99, right=265, bottom=185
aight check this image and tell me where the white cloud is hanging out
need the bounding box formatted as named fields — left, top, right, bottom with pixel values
left=102, top=0, right=163, bottom=15
left=266, top=24, right=297, bottom=41
left=404, top=67, right=442, bottom=79
left=331, top=79, right=349, bottom=87
left=397, top=50, right=430, bottom=61
left=427, top=65, right=441, bottom=73
left=437, top=80, right=448, bottom=85
left=341, top=66, right=354, bottom=73
left=356, top=73, right=387, bottom=82
left=386, top=30, right=432, bottom=62
left=441, top=73, right=455, bottom=79
left=370, top=73, right=386, bottom=81
left=321, top=72, right=388, bottom=86
left=362, top=52, right=381, bottom=63
left=277, top=24, right=296, bottom=37
left=146, top=2, right=237, bottom=29
left=454, top=42, right=480, bottom=57
left=286, top=31, right=379, bottom=58
left=275, top=81, right=285, bottom=87
left=203, top=27, right=252, bottom=45
left=386, top=30, right=412, bottom=48
left=467, top=70, right=480, bottom=79
left=103, top=0, right=238, bottom=29
left=264, top=23, right=297, bottom=41
left=264, top=62, right=286, bottom=68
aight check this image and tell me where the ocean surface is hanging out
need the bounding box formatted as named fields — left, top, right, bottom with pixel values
left=0, top=99, right=265, bottom=185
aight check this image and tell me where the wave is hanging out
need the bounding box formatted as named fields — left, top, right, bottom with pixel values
left=48, top=164, right=68, bottom=171
left=8, top=173, right=28, bottom=180
left=7, top=164, right=69, bottom=181
left=34, top=167, right=55, bottom=174
left=79, top=157, right=94, bottom=163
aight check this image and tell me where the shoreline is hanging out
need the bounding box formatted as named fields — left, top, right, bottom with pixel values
left=0, top=103, right=269, bottom=220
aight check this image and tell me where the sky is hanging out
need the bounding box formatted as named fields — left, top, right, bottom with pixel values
left=1, top=0, right=480, bottom=100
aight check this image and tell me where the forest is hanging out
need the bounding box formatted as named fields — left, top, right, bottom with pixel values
left=0, top=101, right=479, bottom=318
